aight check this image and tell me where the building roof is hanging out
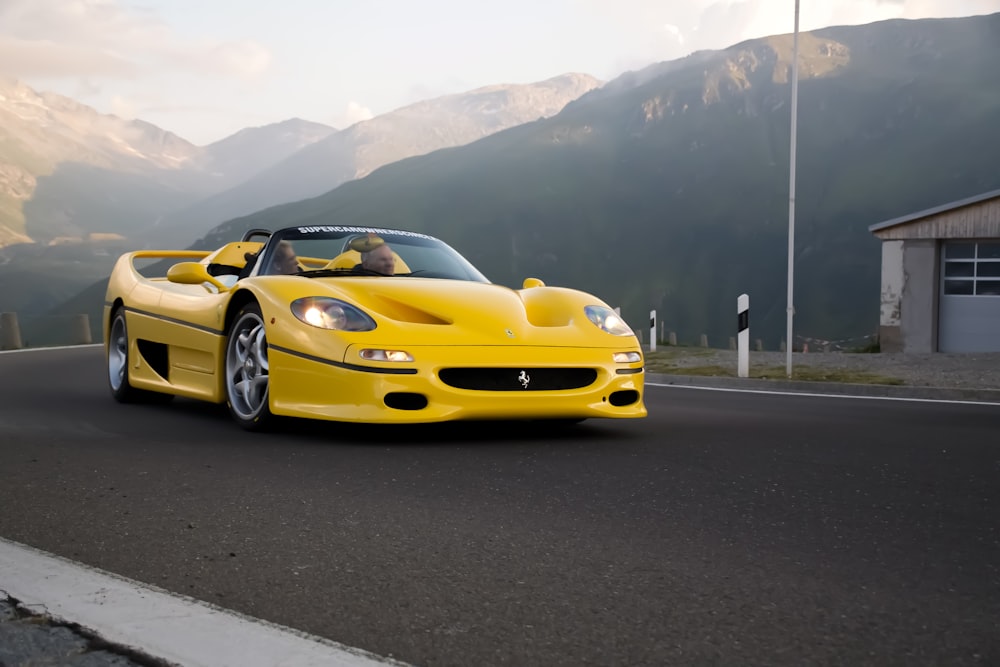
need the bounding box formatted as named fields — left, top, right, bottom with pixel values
left=868, top=187, right=1000, bottom=233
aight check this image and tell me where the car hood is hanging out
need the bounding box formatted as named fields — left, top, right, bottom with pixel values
left=270, top=276, right=630, bottom=347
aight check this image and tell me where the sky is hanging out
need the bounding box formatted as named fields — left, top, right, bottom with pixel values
left=1, top=0, right=998, bottom=146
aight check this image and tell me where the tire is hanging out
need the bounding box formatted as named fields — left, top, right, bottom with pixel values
left=225, top=302, right=274, bottom=430
left=107, top=308, right=174, bottom=404
left=108, top=308, right=140, bottom=402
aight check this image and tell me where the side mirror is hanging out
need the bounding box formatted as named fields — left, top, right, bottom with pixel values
left=522, top=277, right=546, bottom=289
left=167, top=262, right=228, bottom=291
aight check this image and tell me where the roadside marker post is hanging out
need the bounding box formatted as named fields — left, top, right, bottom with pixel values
left=649, top=310, right=656, bottom=352
left=738, top=294, right=749, bottom=378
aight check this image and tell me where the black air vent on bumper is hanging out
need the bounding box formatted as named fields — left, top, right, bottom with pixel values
left=384, top=392, right=428, bottom=410
left=609, top=390, right=640, bottom=406
left=438, top=368, right=597, bottom=391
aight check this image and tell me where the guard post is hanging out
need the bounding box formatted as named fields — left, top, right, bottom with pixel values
left=649, top=310, right=656, bottom=352
left=737, top=294, right=749, bottom=378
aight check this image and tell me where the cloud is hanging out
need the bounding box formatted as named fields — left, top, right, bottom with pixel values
left=0, top=0, right=168, bottom=67
left=663, top=24, right=685, bottom=45
left=0, top=36, right=138, bottom=78
left=595, top=0, right=1000, bottom=84
left=686, top=0, right=1000, bottom=52
left=109, top=94, right=136, bottom=120
left=194, top=40, right=272, bottom=79
left=338, top=101, right=375, bottom=128
left=0, top=0, right=271, bottom=82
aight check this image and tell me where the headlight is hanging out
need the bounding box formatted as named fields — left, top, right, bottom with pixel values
left=291, top=297, right=376, bottom=331
left=613, top=351, right=642, bottom=363
left=359, top=349, right=414, bottom=362
left=584, top=305, right=634, bottom=336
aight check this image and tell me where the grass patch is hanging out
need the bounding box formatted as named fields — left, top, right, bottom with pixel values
left=644, top=346, right=718, bottom=360
left=753, top=365, right=903, bottom=385
left=644, top=357, right=904, bottom=385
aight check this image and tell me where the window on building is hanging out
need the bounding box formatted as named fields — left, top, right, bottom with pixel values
left=943, top=242, right=1000, bottom=296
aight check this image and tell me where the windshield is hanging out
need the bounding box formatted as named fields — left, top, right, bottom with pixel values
left=253, top=225, right=490, bottom=283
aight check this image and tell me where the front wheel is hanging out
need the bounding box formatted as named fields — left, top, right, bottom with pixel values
left=225, top=302, right=274, bottom=430
left=107, top=309, right=141, bottom=402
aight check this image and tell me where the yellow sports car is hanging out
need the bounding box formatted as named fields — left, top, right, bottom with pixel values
left=103, top=225, right=646, bottom=429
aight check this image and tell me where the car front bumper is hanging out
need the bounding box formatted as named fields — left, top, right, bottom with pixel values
left=268, top=344, right=646, bottom=423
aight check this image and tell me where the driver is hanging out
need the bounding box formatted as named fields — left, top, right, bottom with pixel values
left=269, top=241, right=300, bottom=275
left=360, top=243, right=396, bottom=276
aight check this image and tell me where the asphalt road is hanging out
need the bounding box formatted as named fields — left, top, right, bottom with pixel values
left=1, top=346, right=999, bottom=666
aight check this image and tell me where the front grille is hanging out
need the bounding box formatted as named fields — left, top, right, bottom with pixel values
left=438, top=367, right=597, bottom=391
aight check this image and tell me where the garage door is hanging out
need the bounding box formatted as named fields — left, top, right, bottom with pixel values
left=939, top=241, right=1000, bottom=352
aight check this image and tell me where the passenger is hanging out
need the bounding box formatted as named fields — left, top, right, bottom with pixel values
left=360, top=243, right=396, bottom=276
left=270, top=240, right=300, bottom=275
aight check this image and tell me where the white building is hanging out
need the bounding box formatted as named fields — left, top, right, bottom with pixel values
left=870, top=188, right=1000, bottom=353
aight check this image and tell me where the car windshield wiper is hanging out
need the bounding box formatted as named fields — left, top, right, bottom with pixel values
left=298, top=268, right=389, bottom=278
left=297, top=268, right=357, bottom=278
left=298, top=268, right=459, bottom=279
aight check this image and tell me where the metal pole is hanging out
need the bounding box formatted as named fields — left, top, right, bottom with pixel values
left=786, top=0, right=800, bottom=378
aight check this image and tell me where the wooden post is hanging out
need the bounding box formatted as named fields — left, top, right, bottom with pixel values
left=1, top=312, right=23, bottom=350
left=71, top=314, right=93, bottom=345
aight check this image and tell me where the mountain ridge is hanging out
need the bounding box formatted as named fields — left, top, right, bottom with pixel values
left=0, top=71, right=606, bottom=333
left=0, top=78, right=339, bottom=247
left=186, top=13, right=1000, bottom=348
left=138, top=73, right=602, bottom=248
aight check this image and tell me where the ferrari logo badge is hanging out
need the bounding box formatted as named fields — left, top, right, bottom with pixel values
left=518, top=370, right=530, bottom=389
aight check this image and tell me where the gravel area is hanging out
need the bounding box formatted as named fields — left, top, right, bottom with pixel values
left=647, top=348, right=1000, bottom=390
left=0, top=595, right=153, bottom=667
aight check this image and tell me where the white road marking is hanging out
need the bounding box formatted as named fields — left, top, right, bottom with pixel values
left=0, top=537, right=407, bottom=667
left=0, top=343, right=102, bottom=355
left=646, top=381, right=1000, bottom=406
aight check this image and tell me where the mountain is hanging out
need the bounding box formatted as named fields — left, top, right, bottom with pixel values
left=189, top=13, right=1000, bottom=350
left=0, top=77, right=337, bottom=248
left=199, top=118, right=339, bottom=186
left=2, top=74, right=598, bottom=253
left=139, top=73, right=602, bottom=248
left=0, top=73, right=602, bottom=329
left=0, top=77, right=197, bottom=246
